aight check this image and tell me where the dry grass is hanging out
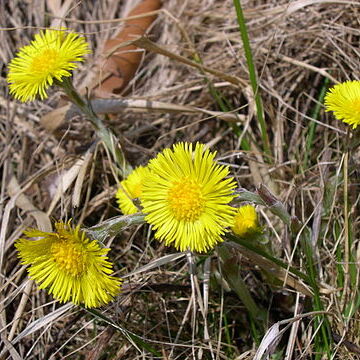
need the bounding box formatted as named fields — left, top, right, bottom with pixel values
left=1, top=0, right=360, bottom=359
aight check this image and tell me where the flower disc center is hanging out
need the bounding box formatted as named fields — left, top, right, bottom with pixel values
left=350, top=98, right=360, bottom=113
left=130, top=183, right=142, bottom=199
left=167, top=177, right=204, bottom=222
left=30, top=48, right=59, bottom=75
left=51, top=240, right=86, bottom=276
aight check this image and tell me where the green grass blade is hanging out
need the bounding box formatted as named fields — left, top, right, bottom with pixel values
left=233, top=0, right=271, bottom=161
left=300, top=229, right=332, bottom=358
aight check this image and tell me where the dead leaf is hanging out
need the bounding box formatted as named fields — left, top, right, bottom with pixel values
left=94, top=0, right=162, bottom=97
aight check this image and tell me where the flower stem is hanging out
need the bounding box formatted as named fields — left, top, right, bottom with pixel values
left=85, top=213, right=145, bottom=243
left=58, top=78, right=132, bottom=178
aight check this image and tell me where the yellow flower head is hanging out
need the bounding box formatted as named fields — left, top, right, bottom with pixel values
left=232, top=204, right=260, bottom=237
left=324, top=80, right=360, bottom=129
left=8, top=28, right=90, bottom=102
left=15, top=221, right=121, bottom=308
left=140, top=142, right=236, bottom=253
left=116, top=165, right=151, bottom=215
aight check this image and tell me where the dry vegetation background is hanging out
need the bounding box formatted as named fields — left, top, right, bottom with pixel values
left=1, top=0, right=360, bottom=359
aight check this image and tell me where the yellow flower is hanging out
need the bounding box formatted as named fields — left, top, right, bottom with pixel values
left=232, top=205, right=260, bottom=237
left=8, top=28, right=90, bottom=102
left=116, top=166, right=151, bottom=215
left=15, top=221, right=121, bottom=308
left=140, top=142, right=236, bottom=253
left=324, top=80, right=360, bottom=129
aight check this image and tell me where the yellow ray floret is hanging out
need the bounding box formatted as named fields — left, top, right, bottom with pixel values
left=232, top=204, right=261, bottom=237
left=140, top=142, right=236, bottom=253
left=324, top=80, right=360, bottom=129
left=8, top=28, right=90, bottom=102
left=15, top=221, right=121, bottom=308
left=116, top=165, right=151, bottom=215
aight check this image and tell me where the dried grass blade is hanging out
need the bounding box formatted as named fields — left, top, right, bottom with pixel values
left=72, top=150, right=93, bottom=208
left=41, top=99, right=242, bottom=133
left=11, top=303, right=73, bottom=345
left=123, top=252, right=186, bottom=278
left=254, top=323, right=284, bottom=360
left=0, top=335, right=22, bottom=360
left=47, top=156, right=88, bottom=215
left=131, top=37, right=246, bottom=86
left=7, top=175, right=52, bottom=232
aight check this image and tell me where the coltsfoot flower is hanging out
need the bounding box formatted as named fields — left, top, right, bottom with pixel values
left=324, top=80, right=360, bottom=129
left=8, top=28, right=90, bottom=102
left=232, top=204, right=261, bottom=237
left=15, top=221, right=121, bottom=308
left=116, top=166, right=151, bottom=215
left=141, top=142, right=236, bottom=253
